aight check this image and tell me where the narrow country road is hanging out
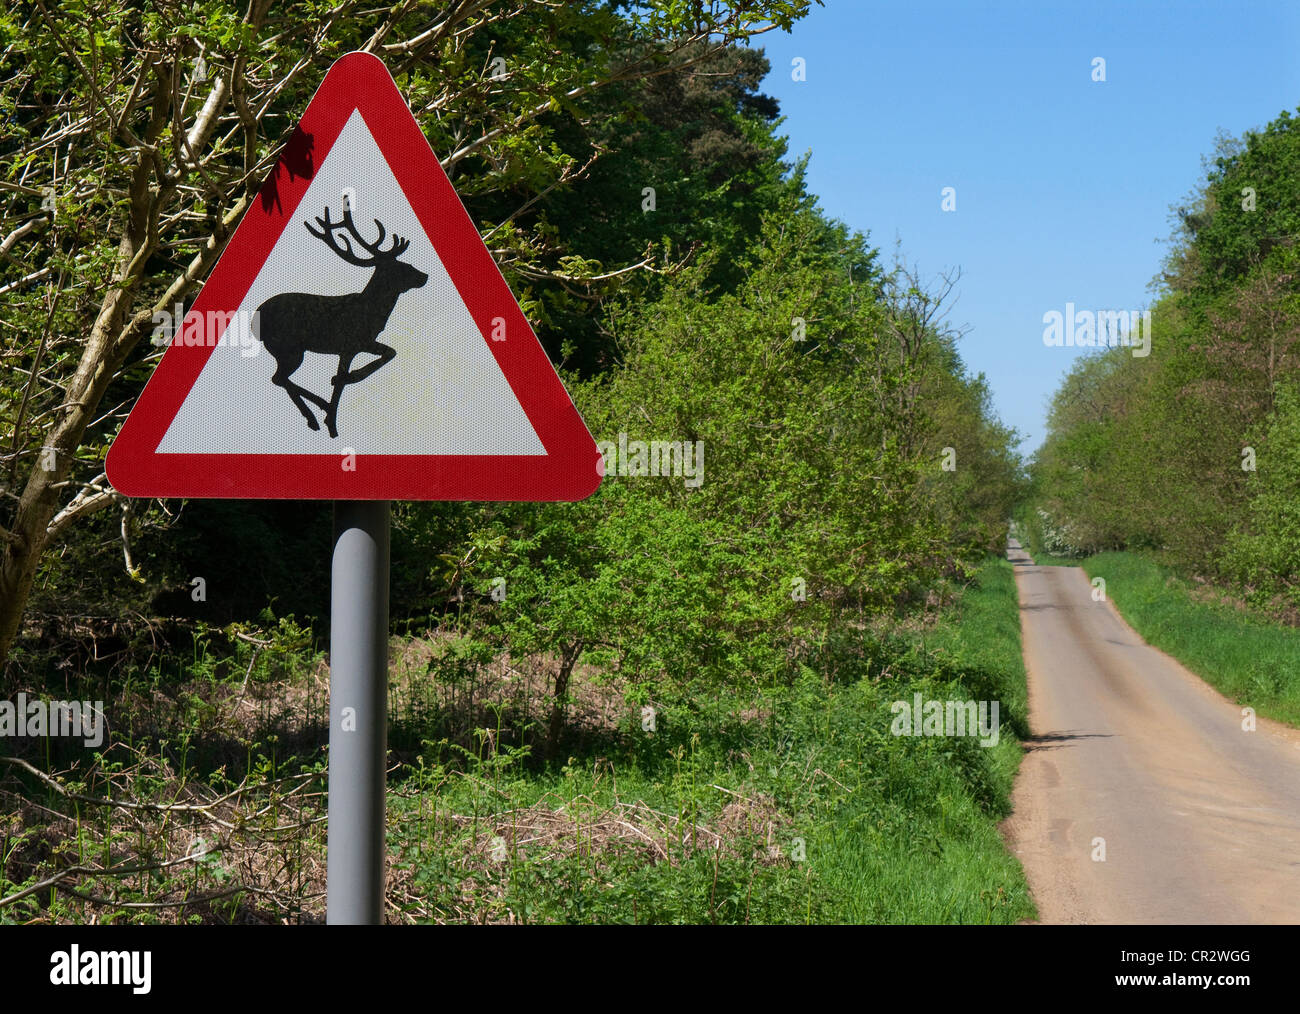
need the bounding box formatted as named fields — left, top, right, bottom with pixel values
left=1000, top=539, right=1300, bottom=923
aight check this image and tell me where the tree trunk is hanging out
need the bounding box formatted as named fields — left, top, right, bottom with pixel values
left=0, top=60, right=247, bottom=682
left=547, top=641, right=583, bottom=754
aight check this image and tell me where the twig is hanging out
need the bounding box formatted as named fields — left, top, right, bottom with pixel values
left=0, top=843, right=221, bottom=909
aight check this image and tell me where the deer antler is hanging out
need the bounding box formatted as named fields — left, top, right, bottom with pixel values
left=304, top=204, right=409, bottom=264
left=304, top=206, right=373, bottom=266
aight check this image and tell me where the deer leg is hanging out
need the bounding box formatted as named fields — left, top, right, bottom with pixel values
left=297, top=387, right=333, bottom=412
left=271, top=352, right=326, bottom=431
left=323, top=344, right=395, bottom=438
left=333, top=342, right=396, bottom=385
left=322, top=353, right=357, bottom=439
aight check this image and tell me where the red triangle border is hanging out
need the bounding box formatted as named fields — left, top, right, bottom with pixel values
left=106, top=52, right=601, bottom=502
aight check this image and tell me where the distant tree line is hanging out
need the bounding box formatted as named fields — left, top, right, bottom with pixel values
left=1027, top=107, right=1300, bottom=611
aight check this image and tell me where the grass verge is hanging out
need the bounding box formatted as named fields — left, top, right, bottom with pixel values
left=388, top=555, right=1035, bottom=924
left=1, top=559, right=1035, bottom=924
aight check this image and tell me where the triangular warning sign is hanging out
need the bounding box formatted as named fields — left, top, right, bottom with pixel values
left=106, top=52, right=601, bottom=502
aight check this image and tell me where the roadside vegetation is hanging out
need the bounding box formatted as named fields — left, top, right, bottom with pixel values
left=1023, top=106, right=1300, bottom=621
left=1, top=559, right=1033, bottom=924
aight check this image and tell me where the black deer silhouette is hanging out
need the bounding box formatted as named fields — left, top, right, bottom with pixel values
left=253, top=202, right=428, bottom=438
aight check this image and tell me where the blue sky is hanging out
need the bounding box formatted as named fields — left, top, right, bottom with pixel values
left=757, top=0, right=1300, bottom=454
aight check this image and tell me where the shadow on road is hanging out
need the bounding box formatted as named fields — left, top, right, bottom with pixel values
left=1022, top=730, right=1113, bottom=752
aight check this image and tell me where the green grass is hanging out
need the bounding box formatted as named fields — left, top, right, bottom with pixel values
left=2, top=560, right=1036, bottom=925
left=1081, top=551, right=1300, bottom=727
left=389, top=556, right=1037, bottom=924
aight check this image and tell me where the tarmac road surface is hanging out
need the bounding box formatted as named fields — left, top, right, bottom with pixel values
left=1000, top=539, right=1300, bottom=923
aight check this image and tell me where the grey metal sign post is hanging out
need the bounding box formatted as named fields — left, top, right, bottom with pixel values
left=327, top=500, right=390, bottom=924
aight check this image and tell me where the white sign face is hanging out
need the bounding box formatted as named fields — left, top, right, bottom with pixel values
left=108, top=51, right=600, bottom=502
left=157, top=110, right=545, bottom=457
